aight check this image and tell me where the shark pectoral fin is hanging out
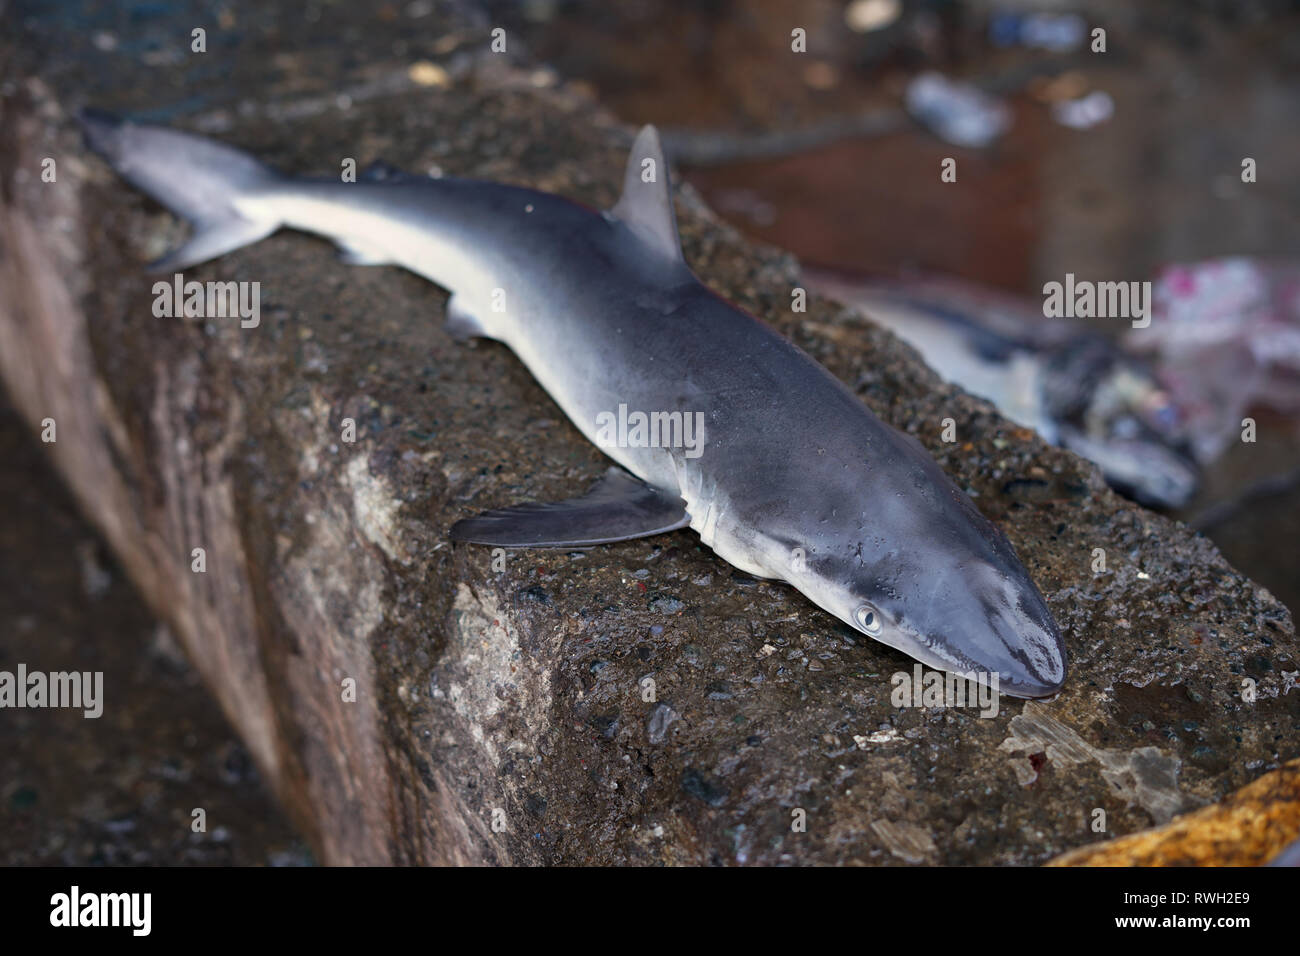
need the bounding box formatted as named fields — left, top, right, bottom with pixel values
left=147, top=217, right=279, bottom=273
left=336, top=237, right=391, bottom=266
left=449, top=467, right=689, bottom=548
left=610, top=125, right=685, bottom=264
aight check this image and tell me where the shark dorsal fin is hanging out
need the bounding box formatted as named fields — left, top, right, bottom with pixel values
left=611, top=125, right=684, bottom=264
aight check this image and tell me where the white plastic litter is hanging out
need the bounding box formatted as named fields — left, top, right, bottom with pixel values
left=905, top=72, right=1012, bottom=148
left=1052, top=90, right=1114, bottom=129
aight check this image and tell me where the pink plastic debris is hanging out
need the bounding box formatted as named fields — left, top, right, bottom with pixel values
left=1127, top=258, right=1300, bottom=463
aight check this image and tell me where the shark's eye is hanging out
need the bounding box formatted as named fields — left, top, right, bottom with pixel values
left=855, top=604, right=883, bottom=636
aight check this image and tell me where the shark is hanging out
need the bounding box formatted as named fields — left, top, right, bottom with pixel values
left=79, top=109, right=1068, bottom=698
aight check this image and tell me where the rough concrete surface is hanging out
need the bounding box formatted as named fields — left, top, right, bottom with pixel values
left=1, top=1, right=1296, bottom=864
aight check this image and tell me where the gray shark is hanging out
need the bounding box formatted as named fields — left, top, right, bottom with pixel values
left=79, top=109, right=1068, bottom=698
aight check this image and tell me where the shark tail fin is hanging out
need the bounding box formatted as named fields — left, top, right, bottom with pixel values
left=78, top=108, right=283, bottom=273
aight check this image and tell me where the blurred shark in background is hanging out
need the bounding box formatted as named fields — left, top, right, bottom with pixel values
left=806, top=270, right=1202, bottom=510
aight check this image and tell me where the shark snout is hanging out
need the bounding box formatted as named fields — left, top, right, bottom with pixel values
left=997, top=636, right=1067, bottom=698
left=905, top=560, right=1067, bottom=700
left=968, top=568, right=1067, bottom=699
